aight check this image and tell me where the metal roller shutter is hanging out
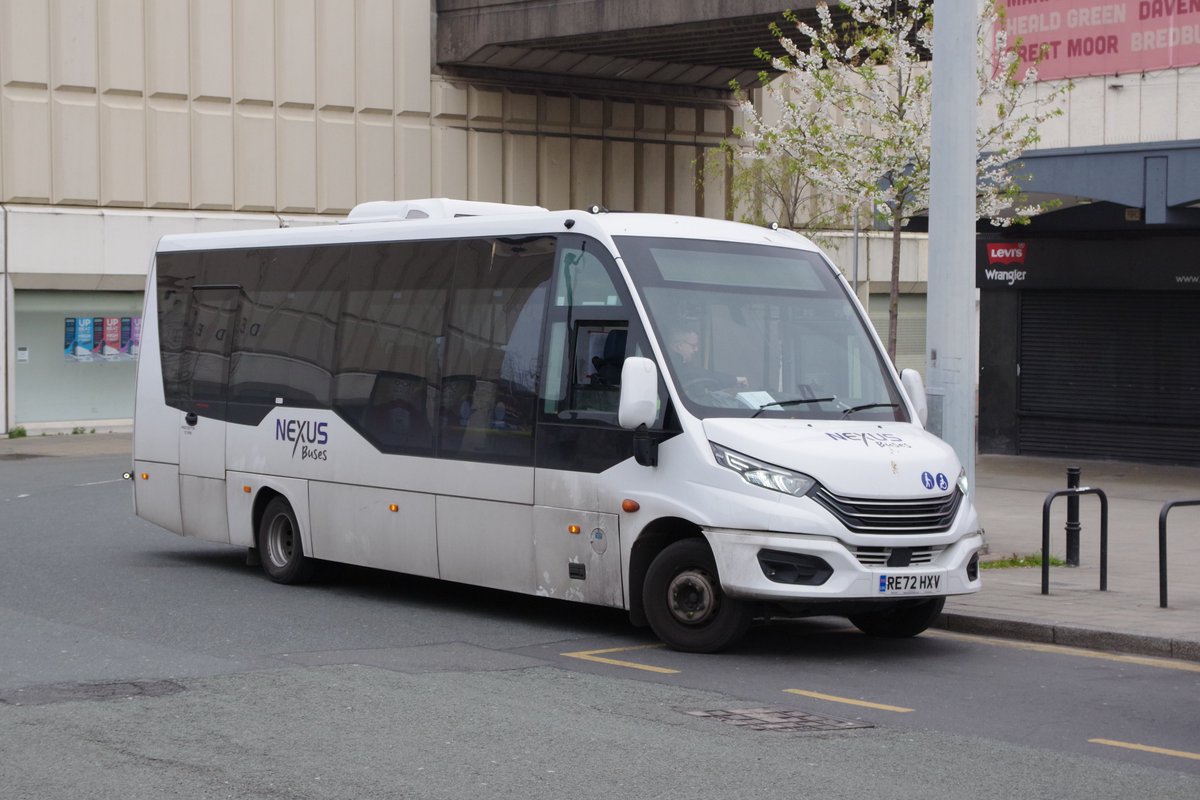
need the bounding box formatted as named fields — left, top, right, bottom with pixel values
left=1018, top=291, right=1200, bottom=464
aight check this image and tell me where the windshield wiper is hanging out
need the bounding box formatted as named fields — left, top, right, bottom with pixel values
left=752, top=397, right=836, bottom=418
left=842, top=402, right=899, bottom=417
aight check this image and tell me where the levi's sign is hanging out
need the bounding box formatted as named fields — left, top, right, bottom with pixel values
left=987, top=242, right=1026, bottom=265
left=983, top=242, right=1028, bottom=286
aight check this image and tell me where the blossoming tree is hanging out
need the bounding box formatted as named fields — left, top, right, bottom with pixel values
left=736, top=0, right=1067, bottom=360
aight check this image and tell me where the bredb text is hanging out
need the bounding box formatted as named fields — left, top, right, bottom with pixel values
left=275, top=419, right=329, bottom=460
left=826, top=432, right=910, bottom=449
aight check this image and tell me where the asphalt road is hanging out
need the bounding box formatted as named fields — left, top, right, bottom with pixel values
left=2, top=452, right=1199, bottom=799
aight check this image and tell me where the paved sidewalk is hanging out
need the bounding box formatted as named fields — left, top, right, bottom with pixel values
left=943, top=454, right=1200, bottom=661
left=5, top=432, right=1200, bottom=660
left=0, top=431, right=132, bottom=459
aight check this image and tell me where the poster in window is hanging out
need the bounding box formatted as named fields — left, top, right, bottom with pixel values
left=92, top=317, right=105, bottom=356
left=103, top=317, right=122, bottom=358
left=64, top=317, right=76, bottom=357
left=63, top=315, right=142, bottom=362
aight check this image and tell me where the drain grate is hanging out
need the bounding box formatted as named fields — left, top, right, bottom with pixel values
left=684, top=707, right=873, bottom=732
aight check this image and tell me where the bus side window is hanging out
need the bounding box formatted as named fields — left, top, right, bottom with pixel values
left=541, top=241, right=641, bottom=426
left=438, top=236, right=554, bottom=464
left=334, top=240, right=452, bottom=455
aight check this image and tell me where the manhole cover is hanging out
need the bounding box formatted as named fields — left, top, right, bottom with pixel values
left=684, top=707, right=873, bottom=732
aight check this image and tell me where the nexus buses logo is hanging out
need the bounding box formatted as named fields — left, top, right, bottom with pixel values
left=275, top=419, right=329, bottom=461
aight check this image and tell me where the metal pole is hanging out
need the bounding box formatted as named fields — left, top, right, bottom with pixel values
left=926, top=0, right=978, bottom=493
left=1065, top=465, right=1081, bottom=566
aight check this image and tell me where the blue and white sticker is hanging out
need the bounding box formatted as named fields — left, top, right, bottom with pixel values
left=936, top=472, right=949, bottom=491
left=921, top=471, right=935, bottom=490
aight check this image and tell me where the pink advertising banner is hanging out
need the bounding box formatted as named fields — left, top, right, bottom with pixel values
left=1001, top=0, right=1200, bottom=80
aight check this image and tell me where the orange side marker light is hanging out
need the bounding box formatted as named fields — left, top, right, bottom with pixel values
left=621, top=499, right=640, bottom=513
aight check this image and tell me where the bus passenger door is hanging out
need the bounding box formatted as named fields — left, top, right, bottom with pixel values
left=533, top=238, right=633, bottom=608
left=177, top=286, right=238, bottom=542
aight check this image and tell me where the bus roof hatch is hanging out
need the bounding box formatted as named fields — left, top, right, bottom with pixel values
left=342, top=198, right=549, bottom=224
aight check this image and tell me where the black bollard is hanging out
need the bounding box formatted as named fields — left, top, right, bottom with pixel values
left=1065, top=466, right=1081, bottom=566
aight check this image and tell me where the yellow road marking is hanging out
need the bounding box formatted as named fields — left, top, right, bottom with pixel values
left=928, top=630, right=1200, bottom=673
left=560, top=644, right=680, bottom=674
left=1090, top=739, right=1200, bottom=762
left=785, top=688, right=913, bottom=713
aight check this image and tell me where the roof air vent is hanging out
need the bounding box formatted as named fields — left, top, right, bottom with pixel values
left=342, top=198, right=548, bottom=224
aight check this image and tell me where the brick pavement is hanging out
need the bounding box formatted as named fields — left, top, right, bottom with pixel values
left=944, top=454, right=1200, bottom=661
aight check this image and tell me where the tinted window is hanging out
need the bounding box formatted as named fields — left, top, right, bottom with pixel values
left=440, top=237, right=554, bottom=464
left=228, top=246, right=345, bottom=423
left=157, top=252, right=197, bottom=410
left=334, top=240, right=453, bottom=454
left=157, top=251, right=241, bottom=418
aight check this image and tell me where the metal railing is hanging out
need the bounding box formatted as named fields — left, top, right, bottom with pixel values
left=1158, top=499, right=1200, bottom=608
left=1041, top=487, right=1108, bottom=596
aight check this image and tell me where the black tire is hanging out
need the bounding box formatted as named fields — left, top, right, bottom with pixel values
left=643, top=539, right=753, bottom=653
left=848, top=596, right=945, bottom=638
left=257, top=497, right=317, bottom=584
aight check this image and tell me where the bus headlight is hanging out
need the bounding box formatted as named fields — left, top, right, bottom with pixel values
left=710, top=443, right=815, bottom=497
left=957, top=468, right=969, bottom=496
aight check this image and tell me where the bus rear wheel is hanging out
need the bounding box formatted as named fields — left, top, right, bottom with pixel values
left=257, top=497, right=317, bottom=585
left=643, top=539, right=752, bottom=653
left=848, top=596, right=945, bottom=638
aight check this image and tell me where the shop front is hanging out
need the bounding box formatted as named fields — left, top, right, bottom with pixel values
left=12, top=291, right=144, bottom=427
left=977, top=233, right=1200, bottom=465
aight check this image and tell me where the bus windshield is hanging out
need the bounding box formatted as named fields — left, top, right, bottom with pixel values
left=614, top=236, right=907, bottom=422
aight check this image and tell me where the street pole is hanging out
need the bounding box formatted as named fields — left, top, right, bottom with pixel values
left=926, top=1, right=978, bottom=495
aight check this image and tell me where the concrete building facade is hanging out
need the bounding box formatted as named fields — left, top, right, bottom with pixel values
left=5, top=0, right=1198, bottom=462
left=0, top=0, right=742, bottom=433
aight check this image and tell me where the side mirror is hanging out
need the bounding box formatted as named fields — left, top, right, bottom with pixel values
left=618, top=356, right=659, bottom=430
left=900, top=368, right=928, bottom=428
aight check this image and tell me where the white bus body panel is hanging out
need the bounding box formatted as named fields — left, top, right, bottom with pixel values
left=180, top=475, right=231, bottom=542
left=596, top=418, right=981, bottom=605
left=225, top=472, right=311, bottom=550
left=132, top=460, right=182, bottom=534
left=533, top=504, right=623, bottom=607
left=436, top=497, right=534, bottom=594
left=308, top=482, right=438, bottom=578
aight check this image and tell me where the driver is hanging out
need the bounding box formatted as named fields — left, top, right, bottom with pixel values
left=666, top=325, right=740, bottom=393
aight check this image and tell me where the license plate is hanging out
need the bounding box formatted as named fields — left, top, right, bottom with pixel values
left=878, top=574, right=941, bottom=595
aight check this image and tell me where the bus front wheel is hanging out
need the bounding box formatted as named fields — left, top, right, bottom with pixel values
left=643, top=539, right=752, bottom=653
left=257, top=497, right=317, bottom=585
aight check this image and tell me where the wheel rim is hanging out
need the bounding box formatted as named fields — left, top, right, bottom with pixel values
left=666, top=568, right=717, bottom=625
left=266, top=513, right=295, bottom=569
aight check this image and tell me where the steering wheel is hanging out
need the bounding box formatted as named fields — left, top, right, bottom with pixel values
left=683, top=376, right=724, bottom=394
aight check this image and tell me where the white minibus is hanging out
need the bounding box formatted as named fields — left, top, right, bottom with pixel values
left=131, top=199, right=983, bottom=652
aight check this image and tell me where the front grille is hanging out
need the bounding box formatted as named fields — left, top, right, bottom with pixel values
left=851, top=545, right=946, bottom=567
left=812, top=485, right=962, bottom=534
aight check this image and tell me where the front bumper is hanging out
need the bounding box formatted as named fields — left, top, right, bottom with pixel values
left=703, top=527, right=985, bottom=601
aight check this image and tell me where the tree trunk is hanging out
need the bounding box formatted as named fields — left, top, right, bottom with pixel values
left=887, top=204, right=903, bottom=364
